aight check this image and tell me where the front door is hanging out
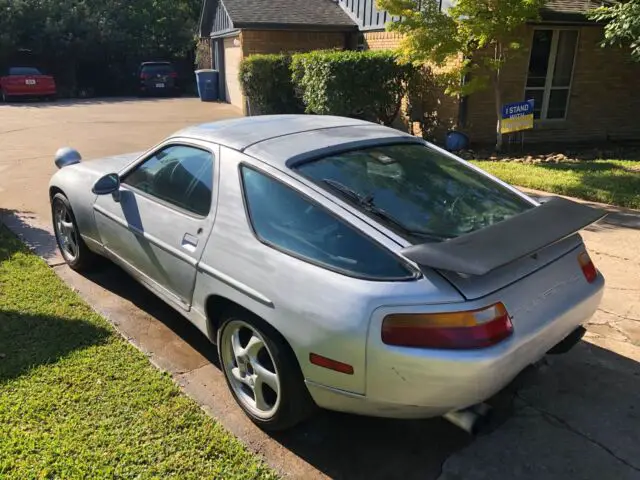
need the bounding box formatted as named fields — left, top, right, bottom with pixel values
left=93, top=142, right=217, bottom=309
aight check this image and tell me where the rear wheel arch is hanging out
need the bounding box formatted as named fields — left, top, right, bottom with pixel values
left=204, top=295, right=304, bottom=370
left=207, top=294, right=316, bottom=430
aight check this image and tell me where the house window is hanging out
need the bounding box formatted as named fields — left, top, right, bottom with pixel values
left=525, top=29, right=578, bottom=120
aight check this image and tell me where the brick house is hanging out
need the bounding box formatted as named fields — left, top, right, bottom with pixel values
left=197, top=0, right=358, bottom=109
left=198, top=0, right=640, bottom=145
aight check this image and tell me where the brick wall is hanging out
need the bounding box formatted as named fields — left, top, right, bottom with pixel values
left=464, top=25, right=640, bottom=145
left=196, top=38, right=212, bottom=70
left=363, top=31, right=403, bottom=50
left=241, top=30, right=349, bottom=56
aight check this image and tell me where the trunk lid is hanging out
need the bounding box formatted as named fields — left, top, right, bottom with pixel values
left=2, top=74, right=55, bottom=94
left=436, top=234, right=583, bottom=300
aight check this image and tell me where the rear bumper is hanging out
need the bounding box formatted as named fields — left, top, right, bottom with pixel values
left=4, top=89, right=56, bottom=96
left=308, top=253, right=604, bottom=419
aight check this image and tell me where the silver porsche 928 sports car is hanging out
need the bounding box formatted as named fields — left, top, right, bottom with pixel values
left=49, top=115, right=605, bottom=432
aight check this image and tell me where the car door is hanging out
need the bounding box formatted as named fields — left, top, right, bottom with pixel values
left=93, top=141, right=218, bottom=309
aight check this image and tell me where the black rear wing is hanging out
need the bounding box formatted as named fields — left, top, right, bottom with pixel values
left=401, top=197, right=606, bottom=276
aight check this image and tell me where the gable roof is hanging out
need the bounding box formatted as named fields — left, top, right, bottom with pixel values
left=541, top=0, right=616, bottom=22
left=200, top=0, right=357, bottom=37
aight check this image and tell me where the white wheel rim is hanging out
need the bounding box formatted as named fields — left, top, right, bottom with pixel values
left=53, top=201, right=79, bottom=262
left=221, top=320, right=281, bottom=419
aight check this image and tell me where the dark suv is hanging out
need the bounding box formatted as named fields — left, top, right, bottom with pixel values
left=138, top=62, right=180, bottom=96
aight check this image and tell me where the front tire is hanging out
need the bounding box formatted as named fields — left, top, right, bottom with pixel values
left=218, top=310, right=316, bottom=431
left=51, top=193, right=97, bottom=271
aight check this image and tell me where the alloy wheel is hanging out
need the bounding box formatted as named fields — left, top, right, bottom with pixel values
left=221, top=320, right=281, bottom=419
left=53, top=201, right=79, bottom=262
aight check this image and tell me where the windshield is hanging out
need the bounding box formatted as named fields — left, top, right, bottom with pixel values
left=294, top=143, right=533, bottom=242
left=9, top=67, right=42, bottom=75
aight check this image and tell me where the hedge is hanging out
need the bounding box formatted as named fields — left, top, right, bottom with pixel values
left=238, top=54, right=303, bottom=115
left=239, top=50, right=413, bottom=125
left=290, top=50, right=413, bottom=125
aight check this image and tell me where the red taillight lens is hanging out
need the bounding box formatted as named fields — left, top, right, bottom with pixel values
left=578, top=251, right=597, bottom=283
left=169, top=72, right=178, bottom=78
left=140, top=73, right=149, bottom=79
left=382, top=303, right=513, bottom=349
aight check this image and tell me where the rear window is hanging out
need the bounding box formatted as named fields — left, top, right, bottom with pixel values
left=141, top=64, right=175, bottom=75
left=9, top=67, right=42, bottom=75
left=294, top=144, right=533, bottom=243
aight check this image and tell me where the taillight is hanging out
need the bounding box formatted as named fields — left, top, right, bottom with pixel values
left=578, top=251, right=597, bottom=283
left=169, top=72, right=178, bottom=78
left=382, top=303, right=513, bottom=349
left=140, top=73, right=149, bottom=80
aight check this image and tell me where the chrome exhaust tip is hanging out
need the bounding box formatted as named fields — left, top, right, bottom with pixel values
left=443, top=403, right=492, bottom=435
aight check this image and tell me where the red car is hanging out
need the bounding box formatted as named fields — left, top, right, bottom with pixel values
left=0, top=67, right=57, bottom=102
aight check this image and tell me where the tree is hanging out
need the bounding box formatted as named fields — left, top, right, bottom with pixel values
left=378, top=0, right=544, bottom=150
left=589, top=0, right=640, bottom=61
left=0, top=0, right=201, bottom=95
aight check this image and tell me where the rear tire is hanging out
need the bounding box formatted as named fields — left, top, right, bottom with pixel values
left=51, top=193, right=98, bottom=272
left=1, top=90, right=10, bottom=103
left=217, top=309, right=316, bottom=431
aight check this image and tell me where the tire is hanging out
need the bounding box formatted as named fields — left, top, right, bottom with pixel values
left=1, top=90, right=10, bottom=103
left=51, top=193, right=98, bottom=271
left=218, top=309, right=316, bottom=431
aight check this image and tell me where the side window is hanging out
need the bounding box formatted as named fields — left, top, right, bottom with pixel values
left=124, top=145, right=213, bottom=216
left=241, top=166, right=414, bottom=280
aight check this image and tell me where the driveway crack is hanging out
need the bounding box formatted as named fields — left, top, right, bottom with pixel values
left=515, top=393, right=640, bottom=473
left=598, top=308, right=640, bottom=323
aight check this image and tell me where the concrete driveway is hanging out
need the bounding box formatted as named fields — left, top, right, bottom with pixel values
left=1, top=98, right=639, bottom=479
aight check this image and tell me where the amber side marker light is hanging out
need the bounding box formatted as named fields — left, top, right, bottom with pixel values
left=382, top=303, right=513, bottom=349
left=309, top=353, right=354, bottom=375
left=578, top=251, right=598, bottom=283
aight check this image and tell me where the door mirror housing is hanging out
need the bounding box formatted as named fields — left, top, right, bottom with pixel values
left=92, top=173, right=120, bottom=195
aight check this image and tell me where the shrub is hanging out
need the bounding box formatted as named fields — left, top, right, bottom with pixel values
left=239, top=54, right=302, bottom=115
left=291, top=50, right=414, bottom=125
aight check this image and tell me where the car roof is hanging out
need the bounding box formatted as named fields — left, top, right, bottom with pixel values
left=172, top=115, right=420, bottom=168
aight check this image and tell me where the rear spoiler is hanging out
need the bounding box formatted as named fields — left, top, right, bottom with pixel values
left=401, top=197, right=606, bottom=276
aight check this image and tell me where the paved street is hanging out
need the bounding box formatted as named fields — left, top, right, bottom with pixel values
left=1, top=98, right=639, bottom=479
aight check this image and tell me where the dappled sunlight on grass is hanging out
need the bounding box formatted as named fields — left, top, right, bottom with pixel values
left=471, top=160, right=640, bottom=209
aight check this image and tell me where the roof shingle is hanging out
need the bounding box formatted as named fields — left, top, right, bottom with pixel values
left=222, top=0, right=357, bottom=28
left=541, top=0, right=616, bottom=21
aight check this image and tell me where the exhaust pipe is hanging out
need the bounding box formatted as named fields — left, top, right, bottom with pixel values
left=443, top=403, right=492, bottom=435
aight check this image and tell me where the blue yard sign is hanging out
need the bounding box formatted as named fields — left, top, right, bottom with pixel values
left=501, top=99, right=535, bottom=134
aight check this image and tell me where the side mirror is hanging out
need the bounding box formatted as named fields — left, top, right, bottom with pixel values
left=92, top=173, right=120, bottom=196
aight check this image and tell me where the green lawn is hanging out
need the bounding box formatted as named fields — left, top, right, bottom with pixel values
left=0, top=227, right=276, bottom=479
left=470, top=159, right=640, bottom=209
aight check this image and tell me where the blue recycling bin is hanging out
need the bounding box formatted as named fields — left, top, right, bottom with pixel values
left=195, top=69, right=219, bottom=102
left=445, top=130, right=470, bottom=151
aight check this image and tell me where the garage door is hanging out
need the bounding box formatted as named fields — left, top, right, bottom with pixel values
left=223, top=37, right=243, bottom=108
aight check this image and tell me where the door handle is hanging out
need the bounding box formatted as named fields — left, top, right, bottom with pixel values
left=181, top=233, right=199, bottom=252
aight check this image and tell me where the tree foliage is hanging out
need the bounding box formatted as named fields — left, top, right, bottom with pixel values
left=0, top=0, right=201, bottom=95
left=589, top=0, right=640, bottom=61
left=378, top=0, right=544, bottom=149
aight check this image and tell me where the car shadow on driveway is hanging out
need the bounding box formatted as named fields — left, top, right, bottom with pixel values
left=79, top=261, right=474, bottom=479
left=82, top=262, right=640, bottom=479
